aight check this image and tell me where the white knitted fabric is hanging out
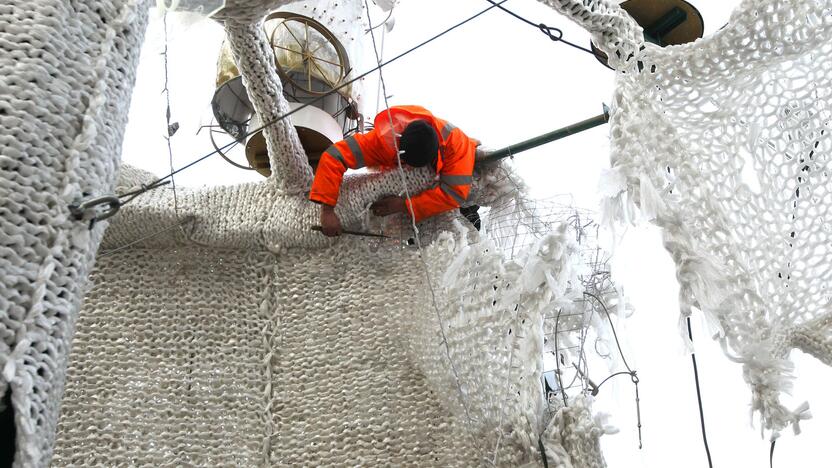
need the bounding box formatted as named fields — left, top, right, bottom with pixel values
left=225, top=16, right=315, bottom=193
left=50, top=167, right=608, bottom=465
left=0, top=0, right=611, bottom=464
left=0, top=1, right=148, bottom=466
left=54, top=240, right=486, bottom=466
left=540, top=0, right=832, bottom=435
left=538, top=396, right=610, bottom=468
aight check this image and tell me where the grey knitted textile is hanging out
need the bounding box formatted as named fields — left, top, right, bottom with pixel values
left=0, top=1, right=148, bottom=465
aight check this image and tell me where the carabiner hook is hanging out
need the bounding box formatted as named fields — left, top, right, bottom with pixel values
left=69, top=195, right=121, bottom=228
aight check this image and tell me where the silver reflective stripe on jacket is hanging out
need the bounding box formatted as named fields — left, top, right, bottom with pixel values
left=439, top=181, right=467, bottom=204
left=345, top=136, right=365, bottom=168
left=441, top=121, right=457, bottom=140
left=439, top=174, right=472, bottom=186
left=324, top=145, right=347, bottom=168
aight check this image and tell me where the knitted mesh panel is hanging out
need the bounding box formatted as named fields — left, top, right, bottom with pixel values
left=54, top=248, right=272, bottom=466
left=50, top=162, right=608, bottom=466
left=267, top=244, right=479, bottom=465
left=0, top=1, right=148, bottom=465
left=50, top=234, right=521, bottom=465
left=410, top=223, right=593, bottom=466
left=540, top=0, right=832, bottom=434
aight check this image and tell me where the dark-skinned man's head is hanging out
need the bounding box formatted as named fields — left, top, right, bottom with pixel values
left=399, top=120, right=439, bottom=168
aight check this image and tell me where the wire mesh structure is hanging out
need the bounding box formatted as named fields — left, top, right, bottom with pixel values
left=469, top=188, right=639, bottom=447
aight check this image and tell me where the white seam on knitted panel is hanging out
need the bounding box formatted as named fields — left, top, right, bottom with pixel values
left=261, top=259, right=282, bottom=465
left=60, top=0, right=139, bottom=199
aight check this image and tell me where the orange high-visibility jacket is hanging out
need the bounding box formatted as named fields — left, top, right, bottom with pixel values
left=309, top=105, right=478, bottom=222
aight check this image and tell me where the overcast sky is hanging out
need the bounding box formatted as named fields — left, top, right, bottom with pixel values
left=121, top=1, right=832, bottom=466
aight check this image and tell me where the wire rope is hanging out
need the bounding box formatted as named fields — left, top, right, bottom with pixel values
left=116, top=0, right=511, bottom=203
left=363, top=0, right=486, bottom=462
left=483, top=0, right=596, bottom=55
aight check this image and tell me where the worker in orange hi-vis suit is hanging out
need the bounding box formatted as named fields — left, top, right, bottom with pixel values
left=309, top=105, right=479, bottom=237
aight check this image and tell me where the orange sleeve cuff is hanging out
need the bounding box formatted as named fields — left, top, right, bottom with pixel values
left=309, top=190, right=337, bottom=207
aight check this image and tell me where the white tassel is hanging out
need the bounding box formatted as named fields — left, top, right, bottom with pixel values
left=638, top=174, right=665, bottom=221
left=597, top=168, right=628, bottom=198
left=790, top=401, right=811, bottom=435
left=700, top=307, right=726, bottom=340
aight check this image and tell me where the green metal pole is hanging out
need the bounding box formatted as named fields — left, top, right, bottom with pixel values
left=477, top=104, right=610, bottom=165
left=643, top=7, right=687, bottom=46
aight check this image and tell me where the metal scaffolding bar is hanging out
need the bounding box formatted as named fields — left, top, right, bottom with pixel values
left=476, top=104, right=610, bottom=165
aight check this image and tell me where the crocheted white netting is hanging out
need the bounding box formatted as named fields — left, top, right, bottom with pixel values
left=540, top=0, right=832, bottom=435
left=0, top=1, right=148, bottom=466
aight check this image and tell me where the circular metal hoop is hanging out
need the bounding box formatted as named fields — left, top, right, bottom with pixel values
left=265, top=12, right=351, bottom=96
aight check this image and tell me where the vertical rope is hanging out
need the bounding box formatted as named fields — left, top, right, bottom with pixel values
left=363, top=0, right=482, bottom=458
left=162, top=13, right=179, bottom=218
left=374, top=24, right=386, bottom=117
left=687, top=316, right=714, bottom=468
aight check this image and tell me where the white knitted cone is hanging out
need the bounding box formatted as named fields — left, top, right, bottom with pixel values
left=538, top=0, right=832, bottom=436
left=225, top=19, right=314, bottom=193
left=0, top=0, right=150, bottom=466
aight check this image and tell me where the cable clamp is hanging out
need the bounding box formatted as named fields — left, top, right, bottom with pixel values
left=69, top=195, right=121, bottom=229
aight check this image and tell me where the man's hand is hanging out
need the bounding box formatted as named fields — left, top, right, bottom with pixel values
left=371, top=196, right=407, bottom=217
left=320, top=205, right=343, bottom=237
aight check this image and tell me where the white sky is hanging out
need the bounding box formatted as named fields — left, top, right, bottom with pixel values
left=121, top=1, right=832, bottom=467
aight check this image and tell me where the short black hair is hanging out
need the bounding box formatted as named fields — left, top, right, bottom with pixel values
left=399, top=120, right=439, bottom=167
